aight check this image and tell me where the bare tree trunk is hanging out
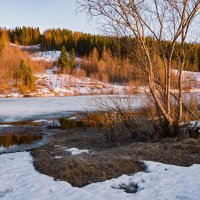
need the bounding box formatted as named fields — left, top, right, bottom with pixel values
left=167, top=63, right=171, bottom=115
left=178, top=63, right=184, bottom=122
left=78, top=0, right=200, bottom=130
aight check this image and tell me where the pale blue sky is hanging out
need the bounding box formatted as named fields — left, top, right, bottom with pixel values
left=0, top=0, right=97, bottom=33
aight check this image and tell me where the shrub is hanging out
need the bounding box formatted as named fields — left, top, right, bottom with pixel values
left=85, top=96, right=156, bottom=143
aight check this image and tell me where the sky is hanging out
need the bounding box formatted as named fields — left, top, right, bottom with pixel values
left=0, top=0, right=97, bottom=34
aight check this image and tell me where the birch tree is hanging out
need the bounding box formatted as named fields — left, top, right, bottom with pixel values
left=78, top=0, right=200, bottom=132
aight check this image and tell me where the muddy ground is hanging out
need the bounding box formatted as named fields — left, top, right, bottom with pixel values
left=31, top=127, right=200, bottom=187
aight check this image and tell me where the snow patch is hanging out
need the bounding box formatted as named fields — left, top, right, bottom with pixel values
left=53, top=156, right=62, bottom=159
left=30, top=51, right=60, bottom=63
left=33, top=119, right=49, bottom=123
left=33, top=119, right=61, bottom=127
left=10, top=43, right=41, bottom=50
left=68, top=117, right=78, bottom=120
left=190, top=121, right=200, bottom=128
left=66, top=148, right=89, bottom=155
left=0, top=152, right=200, bottom=200
left=0, top=125, right=13, bottom=128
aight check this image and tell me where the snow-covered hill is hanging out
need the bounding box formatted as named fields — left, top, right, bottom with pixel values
left=34, top=71, right=131, bottom=97
left=1, top=45, right=200, bottom=98
left=1, top=68, right=200, bottom=98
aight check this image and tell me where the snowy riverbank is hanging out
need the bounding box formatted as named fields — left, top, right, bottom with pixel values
left=0, top=151, right=200, bottom=200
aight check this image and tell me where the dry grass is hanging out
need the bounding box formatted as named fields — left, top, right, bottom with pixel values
left=32, top=151, right=143, bottom=187
left=31, top=128, right=145, bottom=187
left=84, top=93, right=199, bottom=141
left=84, top=96, right=157, bottom=143
left=183, top=97, right=200, bottom=122
left=31, top=127, right=200, bottom=187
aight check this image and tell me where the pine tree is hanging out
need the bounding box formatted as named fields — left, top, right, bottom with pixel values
left=58, top=46, right=69, bottom=73
left=69, top=48, right=76, bottom=68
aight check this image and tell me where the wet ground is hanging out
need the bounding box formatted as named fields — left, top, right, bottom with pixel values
left=0, top=112, right=200, bottom=188
left=0, top=120, right=62, bottom=154
left=0, top=115, right=88, bottom=153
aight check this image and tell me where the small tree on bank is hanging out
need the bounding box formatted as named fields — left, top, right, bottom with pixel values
left=58, top=46, right=69, bottom=73
left=17, top=60, right=35, bottom=91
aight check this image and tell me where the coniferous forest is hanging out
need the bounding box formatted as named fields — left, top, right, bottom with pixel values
left=0, top=27, right=200, bottom=72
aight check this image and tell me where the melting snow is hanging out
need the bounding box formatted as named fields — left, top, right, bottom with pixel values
left=34, top=73, right=131, bottom=96
left=0, top=152, right=200, bottom=200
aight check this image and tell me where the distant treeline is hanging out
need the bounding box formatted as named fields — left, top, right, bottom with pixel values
left=0, top=26, right=200, bottom=71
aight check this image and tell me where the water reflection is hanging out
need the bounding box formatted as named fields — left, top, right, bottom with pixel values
left=0, top=133, right=42, bottom=148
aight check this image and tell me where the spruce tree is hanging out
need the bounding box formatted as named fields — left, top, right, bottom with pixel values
left=58, top=46, right=69, bottom=73
left=18, top=60, right=26, bottom=80
left=25, top=66, right=34, bottom=88
left=18, top=60, right=35, bottom=90
left=69, top=48, right=76, bottom=68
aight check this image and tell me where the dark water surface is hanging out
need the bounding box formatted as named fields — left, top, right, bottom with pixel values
left=0, top=133, right=42, bottom=148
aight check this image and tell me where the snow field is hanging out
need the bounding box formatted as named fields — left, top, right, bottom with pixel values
left=0, top=152, right=200, bottom=200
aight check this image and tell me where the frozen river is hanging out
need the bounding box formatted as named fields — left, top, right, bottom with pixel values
left=0, top=92, right=199, bottom=122
left=0, top=96, right=92, bottom=122
left=0, top=95, right=146, bottom=122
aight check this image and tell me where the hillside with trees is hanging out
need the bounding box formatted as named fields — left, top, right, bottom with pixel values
left=0, top=30, right=50, bottom=95
left=1, top=27, right=200, bottom=72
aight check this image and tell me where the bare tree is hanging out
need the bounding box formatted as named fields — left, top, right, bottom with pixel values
left=78, top=0, right=200, bottom=132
